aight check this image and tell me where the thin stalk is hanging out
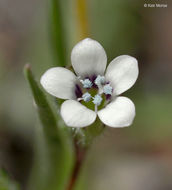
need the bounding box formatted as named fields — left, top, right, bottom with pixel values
left=67, top=142, right=87, bottom=190
left=50, top=0, right=67, bottom=66
left=76, top=0, right=89, bottom=39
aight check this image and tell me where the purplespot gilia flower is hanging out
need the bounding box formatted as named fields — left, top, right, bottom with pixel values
left=40, top=38, right=139, bottom=128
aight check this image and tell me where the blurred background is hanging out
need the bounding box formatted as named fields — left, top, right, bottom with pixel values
left=0, top=0, right=172, bottom=189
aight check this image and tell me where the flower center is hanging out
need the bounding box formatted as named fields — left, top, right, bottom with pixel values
left=75, top=75, right=113, bottom=112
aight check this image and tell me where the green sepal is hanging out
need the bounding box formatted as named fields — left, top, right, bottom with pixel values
left=73, top=118, right=105, bottom=148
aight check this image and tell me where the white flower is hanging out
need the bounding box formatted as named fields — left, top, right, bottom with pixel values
left=40, top=38, right=139, bottom=128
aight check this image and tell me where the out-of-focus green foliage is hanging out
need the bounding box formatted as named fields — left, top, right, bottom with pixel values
left=24, top=65, right=74, bottom=190
left=88, top=0, right=143, bottom=60
left=0, top=170, right=20, bottom=190
left=132, top=93, right=172, bottom=141
left=49, top=0, right=67, bottom=66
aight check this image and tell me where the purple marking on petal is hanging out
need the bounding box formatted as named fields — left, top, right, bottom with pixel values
left=91, top=74, right=98, bottom=88
left=84, top=75, right=96, bottom=82
left=75, top=84, right=82, bottom=98
left=106, top=94, right=112, bottom=100
left=105, top=87, right=113, bottom=100
left=90, top=74, right=97, bottom=82
left=84, top=76, right=90, bottom=80
left=84, top=75, right=98, bottom=88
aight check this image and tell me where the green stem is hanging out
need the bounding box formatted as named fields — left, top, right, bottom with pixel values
left=50, top=0, right=67, bottom=66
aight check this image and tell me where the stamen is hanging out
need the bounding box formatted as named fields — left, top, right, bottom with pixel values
left=80, top=79, right=93, bottom=88
left=82, top=92, right=92, bottom=102
left=95, top=75, right=105, bottom=86
left=93, top=94, right=102, bottom=106
left=76, top=75, right=111, bottom=110
left=103, top=84, right=113, bottom=95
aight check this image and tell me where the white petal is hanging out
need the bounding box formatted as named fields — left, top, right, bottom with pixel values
left=71, top=38, right=107, bottom=77
left=105, top=55, right=139, bottom=95
left=60, top=100, right=97, bottom=128
left=98, top=96, right=135, bottom=128
left=40, top=67, right=77, bottom=99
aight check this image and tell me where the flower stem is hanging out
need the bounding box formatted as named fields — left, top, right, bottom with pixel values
left=67, top=142, right=87, bottom=190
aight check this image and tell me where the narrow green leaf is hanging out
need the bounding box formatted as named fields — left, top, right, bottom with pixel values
left=24, top=64, right=74, bottom=190
left=49, top=0, right=67, bottom=67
